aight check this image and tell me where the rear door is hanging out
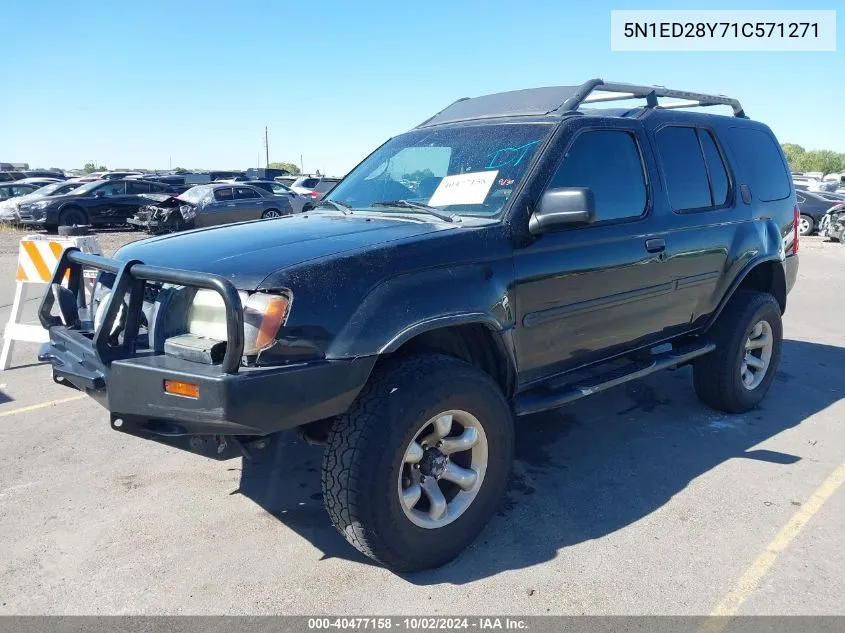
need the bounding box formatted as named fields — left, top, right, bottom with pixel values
left=234, top=186, right=263, bottom=221
left=512, top=119, right=677, bottom=385
left=199, top=187, right=235, bottom=226
left=647, top=123, right=737, bottom=329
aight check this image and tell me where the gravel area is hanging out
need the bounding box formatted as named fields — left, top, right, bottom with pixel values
left=0, top=225, right=144, bottom=257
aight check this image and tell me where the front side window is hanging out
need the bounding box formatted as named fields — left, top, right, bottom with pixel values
left=546, top=129, right=647, bottom=222
left=327, top=123, right=553, bottom=217
left=98, top=182, right=127, bottom=196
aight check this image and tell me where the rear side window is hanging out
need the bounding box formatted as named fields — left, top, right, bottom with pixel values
left=699, top=131, right=729, bottom=206
left=724, top=127, right=790, bottom=202
left=655, top=126, right=732, bottom=211
left=235, top=187, right=259, bottom=200
left=300, top=178, right=319, bottom=189
left=127, top=182, right=151, bottom=194
left=548, top=130, right=646, bottom=222
left=214, top=188, right=234, bottom=201
left=655, top=127, right=711, bottom=210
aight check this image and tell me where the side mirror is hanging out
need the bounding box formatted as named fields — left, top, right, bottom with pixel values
left=529, top=187, right=596, bottom=235
left=94, top=190, right=104, bottom=198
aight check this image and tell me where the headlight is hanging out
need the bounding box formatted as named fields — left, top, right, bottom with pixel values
left=187, top=289, right=292, bottom=356
left=32, top=200, right=53, bottom=209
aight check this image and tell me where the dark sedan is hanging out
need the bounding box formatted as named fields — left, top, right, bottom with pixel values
left=796, top=190, right=838, bottom=236
left=16, top=179, right=177, bottom=232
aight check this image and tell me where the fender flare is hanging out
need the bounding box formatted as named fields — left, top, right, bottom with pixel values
left=703, top=256, right=787, bottom=332
left=379, top=312, right=506, bottom=354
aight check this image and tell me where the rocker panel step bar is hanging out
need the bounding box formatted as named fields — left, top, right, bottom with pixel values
left=514, top=342, right=716, bottom=417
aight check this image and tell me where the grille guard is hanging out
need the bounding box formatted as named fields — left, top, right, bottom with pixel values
left=38, top=247, right=245, bottom=374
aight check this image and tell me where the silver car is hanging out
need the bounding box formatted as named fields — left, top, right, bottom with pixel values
left=184, top=183, right=293, bottom=227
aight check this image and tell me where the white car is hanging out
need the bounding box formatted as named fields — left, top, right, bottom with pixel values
left=0, top=180, right=84, bottom=222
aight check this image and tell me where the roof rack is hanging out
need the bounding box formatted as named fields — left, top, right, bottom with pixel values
left=556, top=78, right=746, bottom=118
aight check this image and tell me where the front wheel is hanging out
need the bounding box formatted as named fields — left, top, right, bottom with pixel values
left=321, top=354, right=514, bottom=571
left=693, top=290, right=782, bottom=413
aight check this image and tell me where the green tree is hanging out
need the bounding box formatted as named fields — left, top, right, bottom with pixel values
left=781, top=144, right=845, bottom=175
left=172, top=166, right=188, bottom=174
left=82, top=161, right=103, bottom=173
left=268, top=161, right=300, bottom=175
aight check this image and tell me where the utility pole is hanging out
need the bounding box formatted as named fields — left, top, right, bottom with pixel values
left=264, top=125, right=269, bottom=168
left=300, top=153, right=304, bottom=173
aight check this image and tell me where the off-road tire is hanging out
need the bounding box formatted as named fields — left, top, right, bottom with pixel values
left=693, top=290, right=782, bottom=413
left=58, top=207, right=88, bottom=228
left=321, top=353, right=514, bottom=572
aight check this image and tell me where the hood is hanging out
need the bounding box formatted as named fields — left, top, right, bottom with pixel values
left=115, top=211, right=454, bottom=290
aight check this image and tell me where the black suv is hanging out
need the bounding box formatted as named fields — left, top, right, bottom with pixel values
left=38, top=79, right=798, bottom=572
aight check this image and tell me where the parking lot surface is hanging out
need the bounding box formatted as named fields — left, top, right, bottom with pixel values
left=0, top=230, right=843, bottom=615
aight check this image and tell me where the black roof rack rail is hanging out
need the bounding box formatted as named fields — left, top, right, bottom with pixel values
left=555, top=78, right=746, bottom=118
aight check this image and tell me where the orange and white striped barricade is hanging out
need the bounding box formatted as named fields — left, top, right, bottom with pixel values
left=1, top=234, right=102, bottom=370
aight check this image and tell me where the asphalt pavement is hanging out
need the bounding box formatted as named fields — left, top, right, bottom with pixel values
left=0, top=233, right=843, bottom=615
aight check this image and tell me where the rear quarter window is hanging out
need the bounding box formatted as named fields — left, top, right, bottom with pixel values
left=723, top=127, right=790, bottom=202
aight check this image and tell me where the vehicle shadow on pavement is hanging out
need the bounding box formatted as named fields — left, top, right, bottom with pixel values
left=237, top=338, right=845, bottom=581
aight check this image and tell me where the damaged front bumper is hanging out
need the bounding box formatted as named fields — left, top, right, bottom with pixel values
left=129, top=194, right=197, bottom=233
left=37, top=249, right=374, bottom=459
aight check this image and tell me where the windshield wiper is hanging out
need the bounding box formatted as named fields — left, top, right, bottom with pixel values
left=370, top=200, right=458, bottom=223
left=315, top=199, right=352, bottom=215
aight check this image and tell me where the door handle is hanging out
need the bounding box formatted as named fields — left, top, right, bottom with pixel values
left=645, top=238, right=666, bottom=253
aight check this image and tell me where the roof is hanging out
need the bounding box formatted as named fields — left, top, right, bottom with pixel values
left=417, top=79, right=746, bottom=128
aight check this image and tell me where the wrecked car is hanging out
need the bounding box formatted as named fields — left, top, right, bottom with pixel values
left=128, top=184, right=293, bottom=233
left=818, top=203, right=845, bottom=242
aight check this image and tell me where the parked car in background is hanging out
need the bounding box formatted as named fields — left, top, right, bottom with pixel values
left=796, top=190, right=839, bottom=235
left=22, top=170, right=66, bottom=180
left=100, top=171, right=144, bottom=180
left=0, top=181, right=84, bottom=222
left=17, top=178, right=178, bottom=231
left=0, top=171, right=26, bottom=182
left=280, top=175, right=342, bottom=205
left=0, top=182, right=42, bottom=202
left=128, top=183, right=293, bottom=232
left=17, top=177, right=62, bottom=187
left=245, top=167, right=291, bottom=181
left=241, top=180, right=308, bottom=213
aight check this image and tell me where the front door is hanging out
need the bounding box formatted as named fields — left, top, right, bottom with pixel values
left=512, top=120, right=674, bottom=386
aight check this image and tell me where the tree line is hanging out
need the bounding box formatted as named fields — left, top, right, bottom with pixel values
left=781, top=144, right=845, bottom=176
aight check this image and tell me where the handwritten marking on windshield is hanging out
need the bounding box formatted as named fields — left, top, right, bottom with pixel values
left=486, top=140, right=541, bottom=169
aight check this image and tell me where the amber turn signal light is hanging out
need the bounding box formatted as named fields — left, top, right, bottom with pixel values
left=164, top=379, right=199, bottom=399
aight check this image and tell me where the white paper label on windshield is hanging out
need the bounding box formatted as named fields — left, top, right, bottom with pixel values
left=427, top=170, right=498, bottom=207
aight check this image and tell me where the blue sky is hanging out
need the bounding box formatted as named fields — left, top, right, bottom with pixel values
left=1, top=0, right=841, bottom=175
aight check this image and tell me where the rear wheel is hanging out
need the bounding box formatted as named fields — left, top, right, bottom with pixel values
left=693, top=291, right=782, bottom=413
left=321, top=354, right=514, bottom=571
left=798, top=214, right=814, bottom=236
left=262, top=208, right=284, bottom=219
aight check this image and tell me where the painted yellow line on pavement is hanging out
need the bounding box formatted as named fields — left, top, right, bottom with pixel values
left=0, top=395, right=86, bottom=417
left=699, top=459, right=845, bottom=633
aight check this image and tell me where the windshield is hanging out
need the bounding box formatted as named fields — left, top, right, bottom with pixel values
left=67, top=181, right=104, bottom=196
left=327, top=123, right=552, bottom=217
left=177, top=185, right=213, bottom=204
